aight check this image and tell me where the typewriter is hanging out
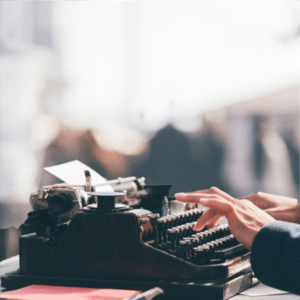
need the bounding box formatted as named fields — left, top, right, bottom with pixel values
left=1, top=171, right=256, bottom=300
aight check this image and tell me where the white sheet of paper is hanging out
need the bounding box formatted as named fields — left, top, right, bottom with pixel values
left=44, top=160, right=113, bottom=192
left=240, top=283, right=289, bottom=296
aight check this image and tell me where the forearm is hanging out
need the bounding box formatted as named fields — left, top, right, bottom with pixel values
left=266, top=203, right=300, bottom=224
left=251, top=221, right=300, bottom=295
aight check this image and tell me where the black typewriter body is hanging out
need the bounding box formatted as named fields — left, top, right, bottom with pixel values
left=1, top=183, right=256, bottom=300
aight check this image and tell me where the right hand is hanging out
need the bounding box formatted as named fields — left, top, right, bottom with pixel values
left=238, top=192, right=297, bottom=210
left=175, top=189, right=275, bottom=250
left=238, top=192, right=300, bottom=224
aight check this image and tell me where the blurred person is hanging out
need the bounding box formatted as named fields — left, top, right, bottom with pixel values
left=175, top=187, right=300, bottom=295
left=223, top=115, right=298, bottom=198
left=131, top=124, right=227, bottom=195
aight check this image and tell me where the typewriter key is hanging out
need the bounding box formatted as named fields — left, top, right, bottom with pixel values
left=179, top=239, right=192, bottom=259
left=175, top=225, right=184, bottom=240
left=157, top=218, right=167, bottom=244
left=148, top=213, right=160, bottom=226
left=184, top=223, right=192, bottom=237
left=167, top=228, right=179, bottom=251
left=181, top=224, right=189, bottom=237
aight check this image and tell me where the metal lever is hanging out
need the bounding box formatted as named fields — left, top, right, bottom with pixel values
left=122, top=287, right=164, bottom=300
left=84, top=170, right=92, bottom=192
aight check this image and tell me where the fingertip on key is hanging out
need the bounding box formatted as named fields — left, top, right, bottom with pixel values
left=175, top=193, right=187, bottom=200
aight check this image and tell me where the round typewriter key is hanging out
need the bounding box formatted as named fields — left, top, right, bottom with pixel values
left=192, top=237, right=200, bottom=248
left=183, top=237, right=194, bottom=244
left=218, top=239, right=224, bottom=249
left=190, top=209, right=196, bottom=221
left=207, top=242, right=214, bottom=252
left=185, top=223, right=193, bottom=236
left=213, top=226, right=220, bottom=238
left=182, top=212, right=189, bottom=224
left=167, top=228, right=179, bottom=251
left=188, top=210, right=195, bottom=222
left=184, top=237, right=199, bottom=255
left=177, top=212, right=184, bottom=224
left=223, top=236, right=231, bottom=247
left=157, top=218, right=167, bottom=244
left=157, top=217, right=167, bottom=224
left=167, top=228, right=179, bottom=241
left=176, top=225, right=185, bottom=239
left=210, top=228, right=218, bottom=239
left=168, top=215, right=176, bottom=227
left=177, top=225, right=185, bottom=237
left=186, top=211, right=193, bottom=222
left=193, top=246, right=204, bottom=262
left=202, top=245, right=210, bottom=263
left=196, top=232, right=205, bottom=244
left=229, top=234, right=235, bottom=246
left=219, top=237, right=227, bottom=248
left=171, top=214, right=179, bottom=226
left=195, top=245, right=209, bottom=263
left=205, top=230, right=213, bottom=242
left=216, top=225, right=224, bottom=238
left=172, top=213, right=180, bottom=225
left=148, top=214, right=160, bottom=227
left=164, top=216, right=172, bottom=229
left=224, top=224, right=230, bottom=235
left=181, top=224, right=189, bottom=237
left=195, top=209, right=204, bottom=219
left=215, top=239, right=222, bottom=249
left=179, top=239, right=192, bottom=258
left=179, top=239, right=191, bottom=247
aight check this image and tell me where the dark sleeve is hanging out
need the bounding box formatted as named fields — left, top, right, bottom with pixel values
left=251, top=220, right=300, bottom=295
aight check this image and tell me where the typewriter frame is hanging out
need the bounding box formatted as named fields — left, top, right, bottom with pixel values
left=2, top=210, right=255, bottom=300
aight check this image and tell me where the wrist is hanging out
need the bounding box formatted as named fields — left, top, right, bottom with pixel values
left=290, top=204, right=300, bottom=224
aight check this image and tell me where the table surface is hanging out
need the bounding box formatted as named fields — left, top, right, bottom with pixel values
left=1, top=256, right=300, bottom=300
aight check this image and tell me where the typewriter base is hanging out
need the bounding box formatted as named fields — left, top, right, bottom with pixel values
left=1, top=269, right=256, bottom=300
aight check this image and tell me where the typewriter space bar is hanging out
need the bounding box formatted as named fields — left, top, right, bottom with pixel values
left=214, top=244, right=247, bottom=259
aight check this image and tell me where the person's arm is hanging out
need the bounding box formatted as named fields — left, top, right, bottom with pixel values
left=251, top=220, right=300, bottom=295
left=238, top=192, right=300, bottom=224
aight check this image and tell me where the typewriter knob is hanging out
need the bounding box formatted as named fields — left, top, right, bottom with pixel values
left=85, top=191, right=129, bottom=213
left=48, top=194, right=72, bottom=214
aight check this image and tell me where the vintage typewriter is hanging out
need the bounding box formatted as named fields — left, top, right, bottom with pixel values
left=1, top=171, right=256, bottom=300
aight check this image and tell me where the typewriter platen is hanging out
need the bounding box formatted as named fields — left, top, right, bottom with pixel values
left=1, top=171, right=256, bottom=300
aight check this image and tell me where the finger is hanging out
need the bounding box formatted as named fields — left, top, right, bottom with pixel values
left=175, top=193, right=222, bottom=203
left=206, top=215, right=224, bottom=229
left=193, top=198, right=233, bottom=230
left=190, top=187, right=236, bottom=202
left=175, top=193, right=201, bottom=203
left=199, top=197, right=234, bottom=214
left=193, top=208, right=218, bottom=231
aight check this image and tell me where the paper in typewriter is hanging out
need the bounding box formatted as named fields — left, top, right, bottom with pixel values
left=44, top=160, right=113, bottom=192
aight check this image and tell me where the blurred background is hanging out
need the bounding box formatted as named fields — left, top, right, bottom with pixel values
left=0, top=1, right=299, bottom=229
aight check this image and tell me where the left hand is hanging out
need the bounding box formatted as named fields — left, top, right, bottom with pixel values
left=175, top=187, right=275, bottom=250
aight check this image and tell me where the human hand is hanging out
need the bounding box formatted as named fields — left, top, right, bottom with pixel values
left=175, top=187, right=275, bottom=250
left=239, top=192, right=297, bottom=210
left=239, top=192, right=300, bottom=224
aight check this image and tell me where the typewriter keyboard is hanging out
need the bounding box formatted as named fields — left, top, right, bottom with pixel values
left=148, top=209, right=248, bottom=265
